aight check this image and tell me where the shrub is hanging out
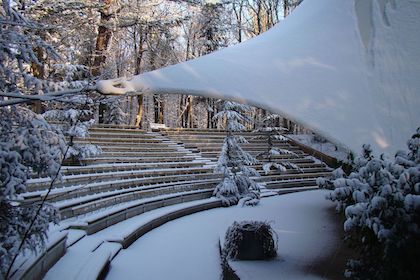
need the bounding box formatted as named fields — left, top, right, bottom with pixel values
left=223, top=221, right=277, bottom=261
left=318, top=129, right=420, bottom=279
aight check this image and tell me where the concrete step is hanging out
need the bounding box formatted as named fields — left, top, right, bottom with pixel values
left=68, top=189, right=216, bottom=235
left=23, top=172, right=221, bottom=203
left=27, top=167, right=214, bottom=191
left=59, top=180, right=218, bottom=219
left=81, top=156, right=198, bottom=164
left=60, top=161, right=207, bottom=176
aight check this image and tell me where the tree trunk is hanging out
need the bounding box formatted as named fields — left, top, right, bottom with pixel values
left=92, top=0, right=114, bottom=77
left=188, top=96, right=193, bottom=128
left=31, top=32, right=46, bottom=114
left=135, top=95, right=144, bottom=128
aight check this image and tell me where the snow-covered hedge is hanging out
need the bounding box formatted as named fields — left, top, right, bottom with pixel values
left=318, top=129, right=420, bottom=279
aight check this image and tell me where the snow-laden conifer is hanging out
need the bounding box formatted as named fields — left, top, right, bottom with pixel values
left=101, top=96, right=128, bottom=125
left=318, top=129, right=420, bottom=280
left=0, top=106, right=63, bottom=276
left=42, top=95, right=101, bottom=161
left=213, top=101, right=261, bottom=206
left=254, top=114, right=300, bottom=174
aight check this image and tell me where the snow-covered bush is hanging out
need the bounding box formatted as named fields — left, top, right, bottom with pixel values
left=254, top=114, right=300, bottom=174
left=0, top=106, right=63, bottom=276
left=238, top=191, right=261, bottom=207
left=213, top=101, right=261, bottom=206
left=0, top=1, right=58, bottom=95
left=222, top=221, right=277, bottom=260
left=42, top=95, right=101, bottom=162
left=318, top=130, right=420, bottom=280
left=101, top=96, right=128, bottom=125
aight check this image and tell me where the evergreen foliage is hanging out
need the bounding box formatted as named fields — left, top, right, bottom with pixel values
left=42, top=95, right=101, bottom=161
left=317, top=129, right=420, bottom=280
left=254, top=114, right=300, bottom=174
left=101, top=96, right=128, bottom=125
left=0, top=0, right=58, bottom=95
left=213, top=101, right=261, bottom=206
left=0, top=106, right=63, bottom=276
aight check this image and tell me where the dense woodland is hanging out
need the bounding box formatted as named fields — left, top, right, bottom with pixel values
left=1, top=0, right=303, bottom=130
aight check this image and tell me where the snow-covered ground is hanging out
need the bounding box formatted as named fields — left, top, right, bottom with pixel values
left=107, top=190, right=338, bottom=280
left=289, top=134, right=350, bottom=162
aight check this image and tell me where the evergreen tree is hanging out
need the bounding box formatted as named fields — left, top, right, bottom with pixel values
left=197, top=2, right=230, bottom=56
left=0, top=106, right=64, bottom=277
left=213, top=101, right=261, bottom=206
left=101, top=96, right=128, bottom=125
left=42, top=95, right=101, bottom=162
left=254, top=114, right=300, bottom=174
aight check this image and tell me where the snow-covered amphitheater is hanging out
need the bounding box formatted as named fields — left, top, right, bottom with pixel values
left=9, top=0, right=420, bottom=279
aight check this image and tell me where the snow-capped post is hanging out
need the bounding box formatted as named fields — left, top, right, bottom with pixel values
left=254, top=114, right=300, bottom=174
left=317, top=129, right=420, bottom=279
left=212, top=101, right=261, bottom=206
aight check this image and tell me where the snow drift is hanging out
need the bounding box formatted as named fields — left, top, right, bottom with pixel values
left=97, top=0, right=420, bottom=156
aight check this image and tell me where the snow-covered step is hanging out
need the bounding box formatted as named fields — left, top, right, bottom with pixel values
left=255, top=171, right=331, bottom=183
left=264, top=178, right=320, bottom=189
left=60, top=161, right=206, bottom=176
left=67, top=189, right=215, bottom=235
left=23, top=172, right=221, bottom=203
left=46, top=198, right=223, bottom=280
left=26, top=166, right=214, bottom=191
left=58, top=180, right=219, bottom=218
left=81, top=156, right=197, bottom=164
left=76, top=137, right=163, bottom=143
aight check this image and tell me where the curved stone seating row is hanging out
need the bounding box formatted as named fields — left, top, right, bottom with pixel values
left=26, top=166, right=214, bottom=191
left=23, top=171, right=220, bottom=203
left=68, top=189, right=215, bottom=235
left=81, top=155, right=198, bottom=164
left=44, top=198, right=223, bottom=280
left=60, top=161, right=206, bottom=176
left=59, top=180, right=218, bottom=219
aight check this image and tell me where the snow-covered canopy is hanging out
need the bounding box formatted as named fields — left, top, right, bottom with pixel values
left=97, top=0, right=420, bottom=156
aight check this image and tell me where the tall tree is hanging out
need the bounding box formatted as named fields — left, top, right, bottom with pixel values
left=92, top=0, right=117, bottom=76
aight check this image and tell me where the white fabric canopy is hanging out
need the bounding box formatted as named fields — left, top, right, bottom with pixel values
left=97, top=0, right=420, bottom=156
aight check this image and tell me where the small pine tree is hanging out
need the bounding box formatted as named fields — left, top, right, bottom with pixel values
left=42, top=95, right=101, bottom=162
left=213, top=101, right=261, bottom=206
left=101, top=96, right=127, bottom=125
left=254, top=114, right=300, bottom=174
